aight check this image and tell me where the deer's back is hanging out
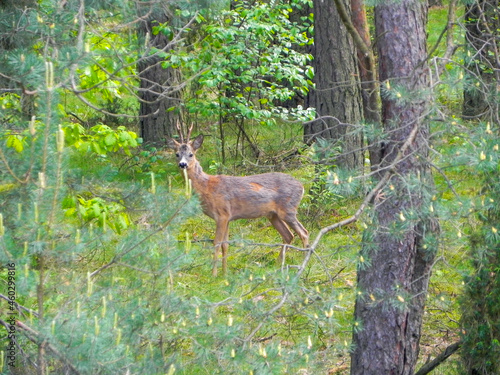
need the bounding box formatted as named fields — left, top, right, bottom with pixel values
left=198, top=172, right=304, bottom=221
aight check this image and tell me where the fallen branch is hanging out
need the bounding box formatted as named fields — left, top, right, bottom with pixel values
left=415, top=341, right=461, bottom=375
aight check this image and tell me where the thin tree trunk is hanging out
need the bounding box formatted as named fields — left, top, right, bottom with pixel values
left=350, top=0, right=379, bottom=125
left=349, top=0, right=382, bottom=170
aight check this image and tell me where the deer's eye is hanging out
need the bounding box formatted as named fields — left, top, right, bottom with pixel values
left=189, top=153, right=193, bottom=157
left=175, top=153, right=180, bottom=157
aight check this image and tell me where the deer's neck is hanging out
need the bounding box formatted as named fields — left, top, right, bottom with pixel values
left=187, top=160, right=209, bottom=192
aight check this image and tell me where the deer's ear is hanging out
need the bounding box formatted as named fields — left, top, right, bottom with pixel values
left=166, top=138, right=180, bottom=149
left=191, top=134, right=204, bottom=151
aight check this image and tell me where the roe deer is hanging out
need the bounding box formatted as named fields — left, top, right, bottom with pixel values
left=167, top=133, right=309, bottom=276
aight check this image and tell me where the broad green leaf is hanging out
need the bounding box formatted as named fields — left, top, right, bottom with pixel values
left=6, top=135, right=24, bottom=153
left=104, top=132, right=116, bottom=146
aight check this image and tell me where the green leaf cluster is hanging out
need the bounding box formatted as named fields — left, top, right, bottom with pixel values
left=63, top=123, right=139, bottom=156
left=63, top=195, right=130, bottom=234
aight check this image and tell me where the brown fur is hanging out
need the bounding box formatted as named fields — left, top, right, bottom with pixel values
left=167, top=135, right=309, bottom=276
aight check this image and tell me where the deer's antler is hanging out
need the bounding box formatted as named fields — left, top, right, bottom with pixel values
left=186, top=124, right=194, bottom=142
left=176, top=121, right=184, bottom=143
left=175, top=122, right=194, bottom=143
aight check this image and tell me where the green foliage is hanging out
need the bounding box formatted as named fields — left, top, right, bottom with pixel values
left=63, top=195, right=130, bottom=234
left=63, top=123, right=139, bottom=156
left=162, top=0, right=315, bottom=151
left=459, top=122, right=500, bottom=375
left=0, top=106, right=350, bottom=373
left=78, top=32, right=138, bottom=105
left=4, top=132, right=24, bottom=153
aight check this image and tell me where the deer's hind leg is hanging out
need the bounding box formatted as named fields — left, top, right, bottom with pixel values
left=268, top=213, right=294, bottom=265
left=281, top=211, right=309, bottom=248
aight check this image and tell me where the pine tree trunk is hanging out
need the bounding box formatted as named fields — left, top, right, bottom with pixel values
left=351, top=1, right=436, bottom=374
left=305, top=0, right=363, bottom=171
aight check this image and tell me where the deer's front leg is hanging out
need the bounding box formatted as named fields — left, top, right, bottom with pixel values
left=213, top=218, right=229, bottom=277
left=268, top=214, right=294, bottom=266
left=221, top=224, right=230, bottom=275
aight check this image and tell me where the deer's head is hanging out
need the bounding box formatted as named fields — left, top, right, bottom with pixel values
left=167, top=134, right=204, bottom=170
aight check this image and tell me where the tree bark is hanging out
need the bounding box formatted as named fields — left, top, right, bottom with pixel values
left=305, top=0, right=363, bottom=171
left=351, top=1, right=436, bottom=374
left=137, top=7, right=182, bottom=145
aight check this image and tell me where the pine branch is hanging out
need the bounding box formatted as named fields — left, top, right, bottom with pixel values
left=0, top=293, right=39, bottom=318
left=89, top=198, right=190, bottom=278
left=16, top=320, right=81, bottom=375
left=0, top=147, right=29, bottom=184
left=0, top=319, right=37, bottom=368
